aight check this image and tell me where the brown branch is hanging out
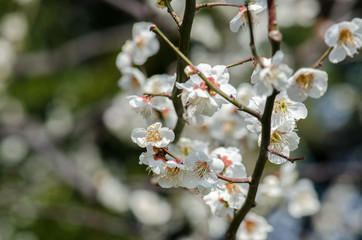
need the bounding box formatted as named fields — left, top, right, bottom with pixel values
left=165, top=0, right=182, bottom=28
left=246, top=3, right=264, bottom=68
left=311, top=47, right=333, bottom=68
left=170, top=0, right=196, bottom=143
left=224, top=2, right=282, bottom=236
left=226, top=57, right=254, bottom=68
left=162, top=147, right=182, bottom=162
left=267, top=0, right=282, bottom=55
left=143, top=92, right=172, bottom=99
left=195, top=2, right=243, bottom=11
left=216, top=174, right=252, bottom=184
left=267, top=147, right=305, bottom=163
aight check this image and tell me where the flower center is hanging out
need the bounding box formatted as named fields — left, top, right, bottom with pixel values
left=135, top=36, right=146, bottom=48
left=218, top=197, right=229, bottom=207
left=153, top=147, right=167, bottom=161
left=220, top=155, right=233, bottom=169
left=222, top=120, right=235, bottom=134
left=270, top=130, right=287, bottom=150
left=146, top=130, right=162, bottom=143
left=274, top=97, right=290, bottom=114
left=131, top=76, right=141, bottom=88
left=165, top=166, right=181, bottom=178
left=225, top=182, right=241, bottom=194
left=244, top=219, right=257, bottom=233
left=338, top=28, right=354, bottom=46
left=296, top=73, right=314, bottom=90
left=194, top=161, right=210, bottom=178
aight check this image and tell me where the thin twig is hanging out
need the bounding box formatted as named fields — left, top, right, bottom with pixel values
left=162, top=147, right=182, bottom=162
left=311, top=47, right=333, bottom=68
left=150, top=25, right=261, bottom=120
left=267, top=0, right=282, bottom=55
left=143, top=92, right=172, bottom=99
left=267, top=147, right=305, bottom=163
left=246, top=3, right=264, bottom=68
left=165, top=0, right=182, bottom=28
left=226, top=57, right=254, bottom=68
left=196, top=2, right=242, bottom=11
left=216, top=174, right=252, bottom=184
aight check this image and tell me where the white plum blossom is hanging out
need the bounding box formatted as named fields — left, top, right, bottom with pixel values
left=245, top=95, right=265, bottom=133
left=251, top=57, right=272, bottom=85
left=210, top=146, right=244, bottom=174
left=272, top=91, right=308, bottom=125
left=116, top=40, right=133, bottom=72
left=169, top=137, right=209, bottom=159
left=208, top=104, right=249, bottom=146
left=236, top=82, right=256, bottom=105
left=131, top=22, right=160, bottom=65
left=324, top=18, right=362, bottom=63
left=207, top=147, right=248, bottom=210
left=229, top=1, right=267, bottom=32
left=256, top=175, right=283, bottom=213
left=266, top=120, right=300, bottom=164
left=280, top=161, right=299, bottom=189
left=143, top=73, right=176, bottom=94
left=246, top=92, right=307, bottom=132
left=287, top=68, right=328, bottom=102
left=183, top=151, right=224, bottom=189
left=127, top=95, right=165, bottom=119
left=203, top=190, right=235, bottom=218
left=128, top=190, right=172, bottom=226
left=176, top=64, right=236, bottom=124
left=131, top=122, right=175, bottom=148
left=252, top=51, right=293, bottom=97
left=158, top=160, right=186, bottom=188
left=139, top=146, right=168, bottom=174
left=287, top=178, right=321, bottom=218
left=118, top=67, right=146, bottom=93
left=236, top=212, right=273, bottom=240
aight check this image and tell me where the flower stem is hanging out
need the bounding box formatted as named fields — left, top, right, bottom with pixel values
left=196, top=2, right=243, bottom=11
left=311, top=47, right=333, bottom=68
left=268, top=147, right=305, bottom=163
left=216, top=174, right=252, bottom=184
left=150, top=25, right=261, bottom=120
left=143, top=92, right=172, bottom=99
left=246, top=2, right=264, bottom=68
left=165, top=0, right=182, bottom=28
left=226, top=57, right=254, bottom=68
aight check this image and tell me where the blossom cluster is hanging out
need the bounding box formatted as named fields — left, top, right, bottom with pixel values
left=114, top=5, right=362, bottom=238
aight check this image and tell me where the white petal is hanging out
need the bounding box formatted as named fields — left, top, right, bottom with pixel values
left=328, top=46, right=347, bottom=63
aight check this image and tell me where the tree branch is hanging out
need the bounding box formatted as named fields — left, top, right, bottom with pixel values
left=267, top=147, right=305, bottom=163
left=169, top=0, right=196, bottom=143
left=246, top=3, right=264, bottom=68
left=224, top=0, right=282, bottom=238
left=143, top=92, right=172, bottom=99
left=311, top=47, right=333, bottom=68
left=216, top=174, right=252, bottom=184
left=195, top=2, right=242, bottom=11
left=165, top=0, right=182, bottom=28
left=226, top=57, right=254, bottom=68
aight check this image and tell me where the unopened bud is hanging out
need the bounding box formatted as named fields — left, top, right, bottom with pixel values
left=184, top=65, right=198, bottom=77
left=156, top=0, right=171, bottom=8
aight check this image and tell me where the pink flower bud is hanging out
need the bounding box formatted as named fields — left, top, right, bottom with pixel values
left=184, top=65, right=198, bottom=77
